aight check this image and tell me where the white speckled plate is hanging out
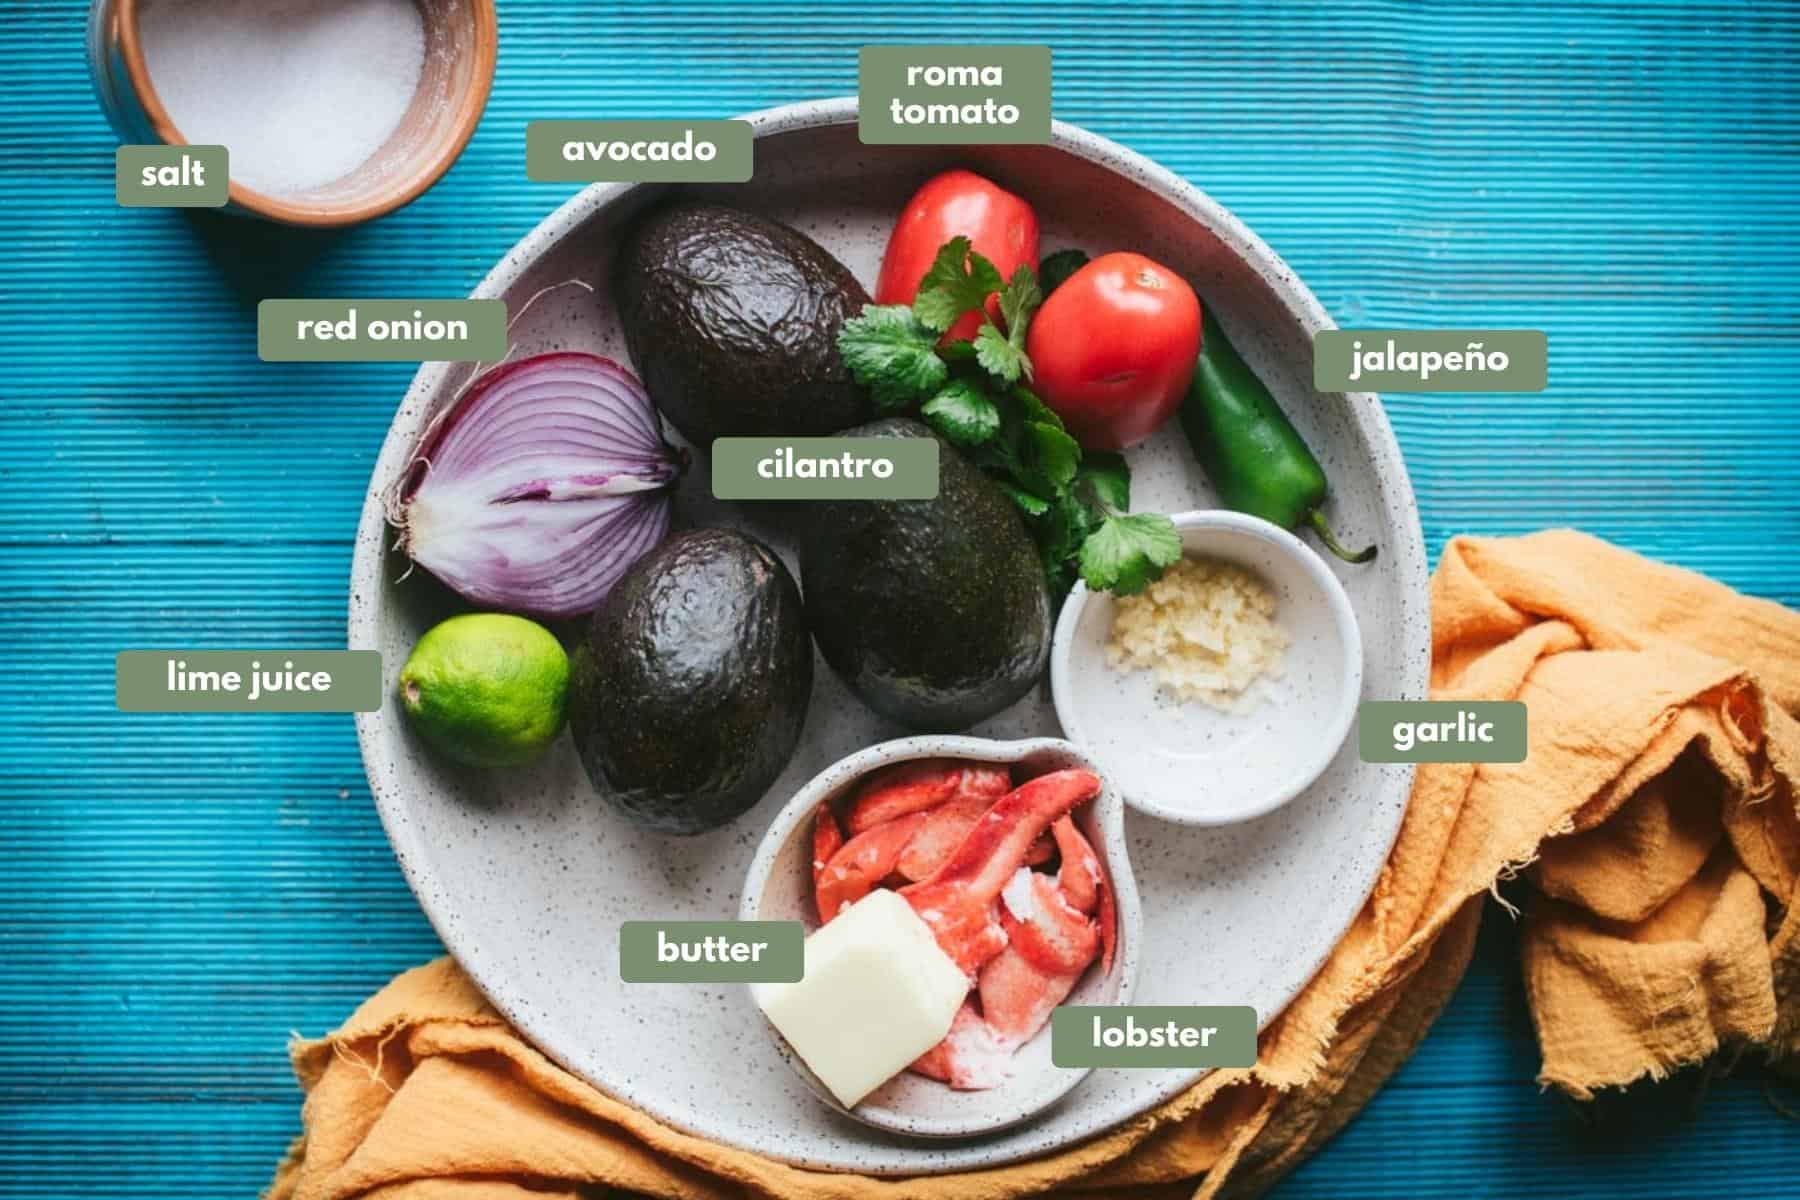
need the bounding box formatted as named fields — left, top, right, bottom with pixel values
left=349, top=97, right=1429, bottom=1173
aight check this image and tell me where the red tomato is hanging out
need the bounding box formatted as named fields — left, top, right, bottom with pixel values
left=1025, top=252, right=1202, bottom=450
left=876, top=169, right=1039, bottom=342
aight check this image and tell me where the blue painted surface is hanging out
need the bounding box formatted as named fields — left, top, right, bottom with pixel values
left=3, top=1, right=1798, bottom=1196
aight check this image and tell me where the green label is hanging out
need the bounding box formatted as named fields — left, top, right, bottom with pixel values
left=619, top=921, right=804, bottom=983
left=116, top=145, right=229, bottom=207
left=116, top=650, right=382, bottom=713
left=859, top=45, right=1052, bottom=144
left=711, top=437, right=940, bottom=500
left=1313, top=330, right=1547, bottom=392
left=257, top=299, right=507, bottom=362
left=525, top=120, right=753, bottom=182
left=1358, top=701, right=1528, bottom=763
left=1052, top=1006, right=1257, bottom=1068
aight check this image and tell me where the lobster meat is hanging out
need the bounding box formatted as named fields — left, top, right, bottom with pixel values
left=811, top=760, right=1113, bottom=1089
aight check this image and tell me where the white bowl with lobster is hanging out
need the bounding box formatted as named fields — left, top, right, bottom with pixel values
left=739, top=736, right=1144, bottom=1139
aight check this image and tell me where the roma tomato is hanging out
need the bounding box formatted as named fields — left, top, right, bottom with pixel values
left=1026, top=252, right=1201, bottom=450
left=876, top=169, right=1039, bottom=342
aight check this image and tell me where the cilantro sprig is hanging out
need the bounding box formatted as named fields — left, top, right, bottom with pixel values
left=912, top=236, right=1003, bottom=332
left=837, top=239, right=1179, bottom=597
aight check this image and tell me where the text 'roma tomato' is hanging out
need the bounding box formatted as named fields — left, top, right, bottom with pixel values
left=876, top=169, right=1039, bottom=342
left=1026, top=252, right=1202, bottom=451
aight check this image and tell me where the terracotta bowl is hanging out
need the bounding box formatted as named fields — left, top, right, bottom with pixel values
left=88, top=0, right=496, bottom=226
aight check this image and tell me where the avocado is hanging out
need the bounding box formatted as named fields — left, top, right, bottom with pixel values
left=614, top=202, right=875, bottom=445
left=569, top=528, right=813, bottom=834
left=800, top=419, right=1051, bottom=732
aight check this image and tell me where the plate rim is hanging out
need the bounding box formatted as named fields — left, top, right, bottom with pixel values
left=348, top=94, right=1429, bottom=1172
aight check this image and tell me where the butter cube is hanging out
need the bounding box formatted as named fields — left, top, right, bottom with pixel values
left=753, top=888, right=968, bottom=1107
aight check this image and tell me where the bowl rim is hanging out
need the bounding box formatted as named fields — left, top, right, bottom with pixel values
left=347, top=95, right=1429, bottom=1171
left=110, top=0, right=497, bottom=227
left=736, top=734, right=1144, bottom=1139
left=1050, top=509, right=1366, bottom=827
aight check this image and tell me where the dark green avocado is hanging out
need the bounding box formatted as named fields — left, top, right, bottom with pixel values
left=614, top=202, right=875, bottom=445
left=569, top=528, right=813, bottom=834
left=800, top=418, right=1051, bottom=732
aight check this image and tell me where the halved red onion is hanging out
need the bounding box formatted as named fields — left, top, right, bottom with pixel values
left=394, top=352, right=685, bottom=618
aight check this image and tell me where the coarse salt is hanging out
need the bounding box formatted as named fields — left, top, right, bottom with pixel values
left=139, top=0, right=426, bottom=196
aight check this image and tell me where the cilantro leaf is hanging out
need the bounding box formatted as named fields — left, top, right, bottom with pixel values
left=997, top=265, right=1041, bottom=342
left=1077, top=452, right=1131, bottom=513
left=966, top=429, right=1020, bottom=478
left=1032, top=490, right=1100, bottom=598
left=973, top=322, right=1029, bottom=384
left=1005, top=385, right=1064, bottom=431
left=997, top=481, right=1051, bottom=517
left=1044, top=556, right=1080, bottom=600
left=913, top=237, right=1005, bottom=333
left=1079, top=513, right=1182, bottom=595
left=921, top=379, right=1001, bottom=447
left=1039, top=490, right=1099, bottom=560
left=1019, top=420, right=1080, bottom=497
left=1038, top=248, right=1090, bottom=295
left=837, top=305, right=946, bottom=410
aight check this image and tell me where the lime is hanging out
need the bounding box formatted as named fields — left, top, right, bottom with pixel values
left=398, top=613, right=570, bottom=768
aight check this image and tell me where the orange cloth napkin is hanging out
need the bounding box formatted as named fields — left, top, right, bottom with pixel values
left=270, top=531, right=1800, bottom=1200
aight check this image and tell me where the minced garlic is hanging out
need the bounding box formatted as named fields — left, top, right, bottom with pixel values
left=1104, top=557, right=1288, bottom=711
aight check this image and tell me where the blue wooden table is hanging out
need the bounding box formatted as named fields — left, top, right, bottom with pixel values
left=4, top=2, right=1797, bottom=1196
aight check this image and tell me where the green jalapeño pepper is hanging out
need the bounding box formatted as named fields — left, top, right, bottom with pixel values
left=1179, top=308, right=1377, bottom=564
